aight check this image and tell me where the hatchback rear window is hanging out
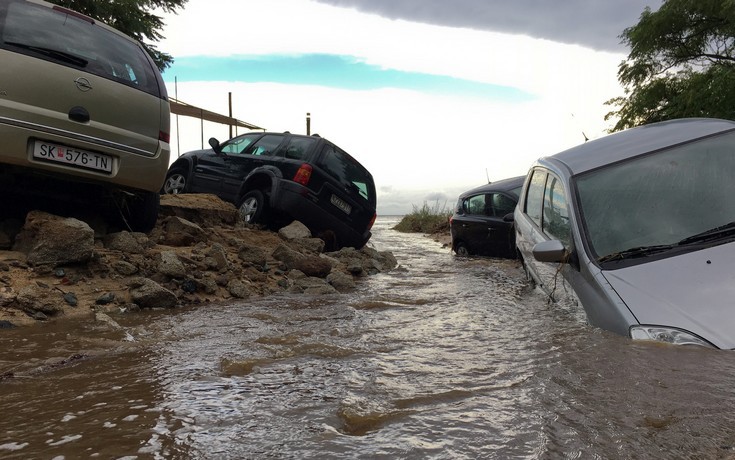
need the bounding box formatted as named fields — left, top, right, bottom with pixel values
left=319, top=144, right=375, bottom=204
left=0, top=1, right=161, bottom=97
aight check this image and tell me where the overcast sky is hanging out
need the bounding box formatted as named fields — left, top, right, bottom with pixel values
left=159, top=0, right=661, bottom=215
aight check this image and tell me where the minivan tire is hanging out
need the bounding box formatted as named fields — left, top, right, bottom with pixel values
left=121, top=191, right=160, bottom=233
left=239, top=190, right=268, bottom=224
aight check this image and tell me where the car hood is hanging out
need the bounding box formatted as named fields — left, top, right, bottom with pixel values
left=602, top=241, right=735, bottom=349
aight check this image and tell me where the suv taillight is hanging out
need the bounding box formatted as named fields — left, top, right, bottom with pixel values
left=294, top=164, right=313, bottom=186
left=368, top=212, right=377, bottom=230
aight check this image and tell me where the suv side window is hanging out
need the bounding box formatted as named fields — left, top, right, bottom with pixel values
left=524, top=169, right=546, bottom=227
left=543, top=174, right=571, bottom=246
left=246, top=134, right=284, bottom=156
left=220, top=134, right=260, bottom=155
left=279, top=137, right=318, bottom=160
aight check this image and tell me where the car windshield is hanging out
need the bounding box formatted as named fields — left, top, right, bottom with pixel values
left=575, top=130, right=735, bottom=261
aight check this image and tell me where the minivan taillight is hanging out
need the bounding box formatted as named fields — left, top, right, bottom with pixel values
left=294, top=163, right=313, bottom=186
left=159, top=131, right=170, bottom=143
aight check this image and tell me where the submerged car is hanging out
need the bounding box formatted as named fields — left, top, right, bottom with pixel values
left=449, top=176, right=523, bottom=257
left=513, top=118, right=735, bottom=349
left=162, top=132, right=377, bottom=249
left=0, top=0, right=171, bottom=231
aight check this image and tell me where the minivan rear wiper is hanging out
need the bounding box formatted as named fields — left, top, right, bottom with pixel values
left=677, top=221, right=735, bottom=246
left=597, top=244, right=676, bottom=263
left=5, top=41, right=88, bottom=67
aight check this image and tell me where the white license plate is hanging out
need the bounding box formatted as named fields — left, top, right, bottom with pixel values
left=33, top=140, right=113, bottom=173
left=331, top=194, right=351, bottom=214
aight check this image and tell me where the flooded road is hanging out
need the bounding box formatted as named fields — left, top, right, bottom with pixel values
left=2, top=216, right=735, bottom=459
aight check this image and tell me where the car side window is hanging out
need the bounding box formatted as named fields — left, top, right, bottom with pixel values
left=490, top=193, right=515, bottom=217
left=543, top=175, right=571, bottom=246
left=464, top=195, right=486, bottom=215
left=247, top=134, right=284, bottom=156
left=524, top=169, right=546, bottom=227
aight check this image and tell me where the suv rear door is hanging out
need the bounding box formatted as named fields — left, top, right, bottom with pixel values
left=311, top=143, right=377, bottom=237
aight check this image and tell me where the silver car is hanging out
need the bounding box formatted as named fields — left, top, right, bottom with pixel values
left=514, top=118, right=735, bottom=349
left=0, top=0, right=170, bottom=231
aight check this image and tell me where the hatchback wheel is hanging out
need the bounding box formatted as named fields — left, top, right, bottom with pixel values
left=239, top=190, right=268, bottom=224
left=119, top=190, right=159, bottom=233
left=162, top=168, right=188, bottom=194
left=454, top=241, right=470, bottom=256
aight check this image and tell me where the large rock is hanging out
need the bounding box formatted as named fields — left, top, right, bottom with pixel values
left=158, top=251, right=187, bottom=278
left=238, top=244, right=267, bottom=268
left=13, top=211, right=94, bottom=266
left=293, top=255, right=332, bottom=278
left=159, top=193, right=239, bottom=226
left=278, top=221, right=311, bottom=240
left=104, top=231, right=147, bottom=254
left=16, top=284, right=64, bottom=316
left=160, top=216, right=207, bottom=247
left=128, top=277, right=178, bottom=308
left=272, top=243, right=305, bottom=269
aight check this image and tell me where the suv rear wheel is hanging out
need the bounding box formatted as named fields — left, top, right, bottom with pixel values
left=162, top=168, right=188, bottom=194
left=239, top=190, right=268, bottom=224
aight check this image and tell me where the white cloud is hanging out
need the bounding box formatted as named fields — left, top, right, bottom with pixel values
left=160, top=0, right=627, bottom=214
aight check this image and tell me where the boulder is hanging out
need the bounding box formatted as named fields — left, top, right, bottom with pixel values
left=160, top=216, right=207, bottom=246
left=16, top=284, right=64, bottom=316
left=227, top=279, right=251, bottom=299
left=327, top=271, right=356, bottom=292
left=293, top=255, right=332, bottom=278
left=238, top=244, right=267, bottom=268
left=104, top=231, right=146, bottom=254
left=158, top=251, right=186, bottom=278
left=128, top=277, right=178, bottom=308
left=278, top=221, right=311, bottom=240
left=13, top=211, right=94, bottom=266
left=272, top=243, right=305, bottom=269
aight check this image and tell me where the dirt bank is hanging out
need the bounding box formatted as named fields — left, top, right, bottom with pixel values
left=0, top=194, right=397, bottom=327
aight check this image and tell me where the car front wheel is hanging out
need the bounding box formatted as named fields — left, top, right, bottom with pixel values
left=162, top=168, right=188, bottom=194
left=238, top=190, right=268, bottom=224
left=454, top=241, right=470, bottom=256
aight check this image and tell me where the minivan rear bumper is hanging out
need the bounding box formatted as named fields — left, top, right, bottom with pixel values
left=0, top=119, right=170, bottom=193
left=272, top=180, right=372, bottom=249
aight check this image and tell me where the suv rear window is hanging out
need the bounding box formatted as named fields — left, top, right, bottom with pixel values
left=0, top=1, right=161, bottom=97
left=319, top=144, right=375, bottom=204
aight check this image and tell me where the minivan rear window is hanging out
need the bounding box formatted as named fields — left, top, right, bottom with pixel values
left=319, top=144, right=375, bottom=204
left=0, top=1, right=161, bottom=97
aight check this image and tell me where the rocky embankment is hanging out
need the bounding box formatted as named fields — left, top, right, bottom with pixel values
left=0, top=194, right=397, bottom=327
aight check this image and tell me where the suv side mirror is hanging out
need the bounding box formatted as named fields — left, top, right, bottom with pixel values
left=532, top=239, right=568, bottom=263
left=208, top=137, right=222, bottom=154
left=502, top=212, right=514, bottom=223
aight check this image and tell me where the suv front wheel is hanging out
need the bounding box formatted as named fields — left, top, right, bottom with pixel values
left=239, top=190, right=268, bottom=224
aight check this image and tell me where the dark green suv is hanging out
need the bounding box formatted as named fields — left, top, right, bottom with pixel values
left=162, top=132, right=377, bottom=249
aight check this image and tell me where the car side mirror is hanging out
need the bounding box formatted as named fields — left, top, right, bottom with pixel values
left=502, top=212, right=514, bottom=223
left=208, top=137, right=222, bottom=154
left=532, top=239, right=568, bottom=263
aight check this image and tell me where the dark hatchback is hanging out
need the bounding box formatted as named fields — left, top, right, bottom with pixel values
left=449, top=176, right=524, bottom=258
left=162, top=132, right=377, bottom=249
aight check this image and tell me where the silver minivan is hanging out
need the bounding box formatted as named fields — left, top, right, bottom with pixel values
left=514, top=118, right=735, bottom=349
left=0, top=0, right=170, bottom=231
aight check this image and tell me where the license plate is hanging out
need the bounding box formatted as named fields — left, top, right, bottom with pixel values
left=331, top=194, right=351, bottom=214
left=33, top=140, right=113, bottom=173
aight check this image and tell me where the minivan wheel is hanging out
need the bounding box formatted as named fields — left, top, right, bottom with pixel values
left=162, top=168, right=188, bottom=194
left=119, top=190, right=160, bottom=233
left=239, top=190, right=268, bottom=224
left=454, top=241, right=470, bottom=256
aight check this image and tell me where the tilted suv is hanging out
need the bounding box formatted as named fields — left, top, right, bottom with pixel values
left=0, top=0, right=171, bottom=231
left=162, top=132, right=377, bottom=249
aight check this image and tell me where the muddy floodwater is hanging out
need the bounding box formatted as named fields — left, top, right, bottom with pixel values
left=2, top=217, right=735, bottom=459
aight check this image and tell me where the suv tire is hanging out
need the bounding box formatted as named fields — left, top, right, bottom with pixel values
left=162, top=168, right=188, bottom=194
left=454, top=241, right=471, bottom=257
left=239, top=190, right=268, bottom=224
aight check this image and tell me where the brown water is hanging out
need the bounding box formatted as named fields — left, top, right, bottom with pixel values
left=2, top=217, right=735, bottom=459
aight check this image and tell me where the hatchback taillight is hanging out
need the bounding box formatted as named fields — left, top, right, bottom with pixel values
left=294, top=163, right=313, bottom=186
left=159, top=130, right=170, bottom=143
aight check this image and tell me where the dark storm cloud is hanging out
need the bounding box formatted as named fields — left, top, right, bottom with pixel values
left=314, top=0, right=661, bottom=51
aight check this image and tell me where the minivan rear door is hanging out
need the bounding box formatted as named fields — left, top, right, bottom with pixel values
left=0, top=1, right=166, bottom=157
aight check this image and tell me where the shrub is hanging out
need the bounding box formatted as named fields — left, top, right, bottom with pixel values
left=393, top=201, right=451, bottom=234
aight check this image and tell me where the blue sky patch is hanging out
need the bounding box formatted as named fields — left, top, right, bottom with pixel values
left=163, top=54, right=533, bottom=102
